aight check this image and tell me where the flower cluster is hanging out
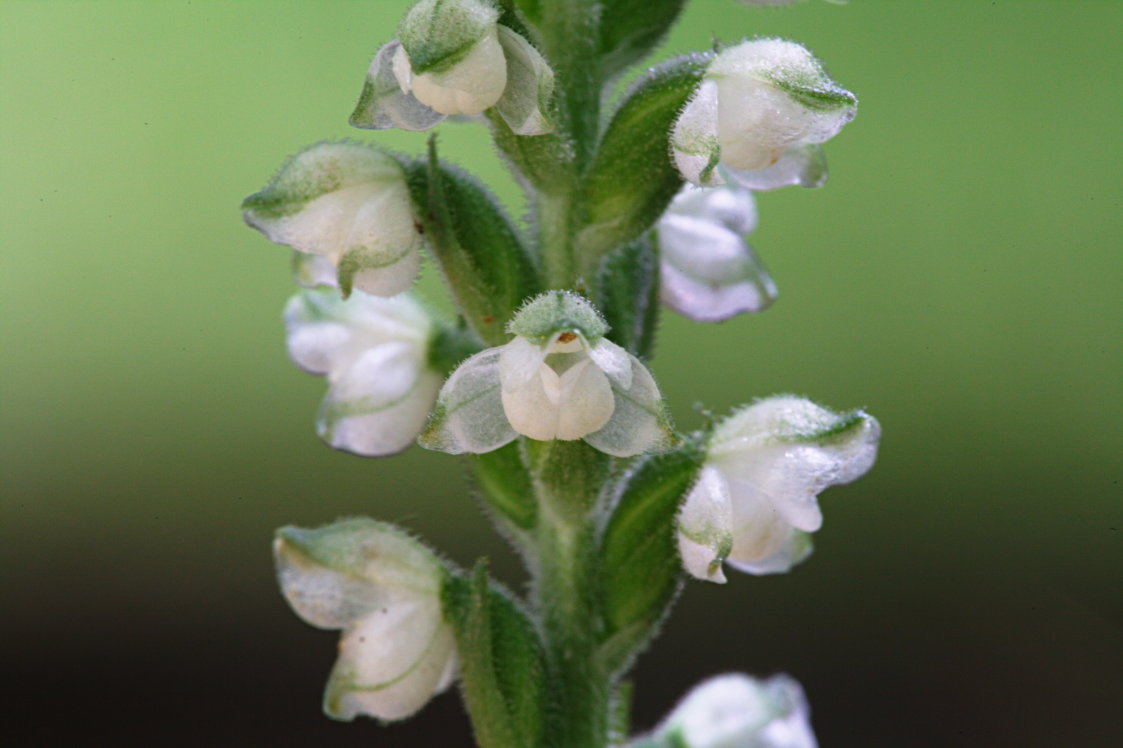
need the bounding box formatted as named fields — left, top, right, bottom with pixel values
left=243, top=1, right=877, bottom=744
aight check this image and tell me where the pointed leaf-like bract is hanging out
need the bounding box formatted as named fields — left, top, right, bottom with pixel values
left=597, top=0, right=686, bottom=79
left=402, top=141, right=540, bottom=345
left=595, top=233, right=661, bottom=361
left=598, top=448, right=702, bottom=675
left=443, top=563, right=549, bottom=748
left=580, top=54, right=711, bottom=265
left=469, top=441, right=538, bottom=531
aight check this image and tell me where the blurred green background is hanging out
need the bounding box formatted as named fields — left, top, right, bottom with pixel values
left=2, top=1, right=1120, bottom=745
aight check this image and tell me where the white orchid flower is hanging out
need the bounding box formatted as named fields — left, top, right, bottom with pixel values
left=421, top=291, right=674, bottom=457
left=274, top=518, right=457, bottom=722
left=677, top=396, right=879, bottom=582
left=285, top=288, right=442, bottom=457
left=658, top=184, right=778, bottom=322
left=243, top=142, right=423, bottom=298
left=636, top=673, right=817, bottom=748
left=352, top=0, right=554, bottom=135
left=671, top=39, right=856, bottom=190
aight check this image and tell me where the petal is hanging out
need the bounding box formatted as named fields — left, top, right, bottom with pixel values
left=420, top=347, right=517, bottom=454
left=660, top=254, right=778, bottom=322
left=724, top=144, right=828, bottom=191
left=584, top=353, right=674, bottom=457
left=350, top=41, right=446, bottom=132
left=676, top=465, right=734, bottom=583
left=319, top=364, right=442, bottom=458
left=284, top=291, right=355, bottom=376
left=726, top=528, right=813, bottom=576
left=586, top=339, right=633, bottom=388
left=408, top=29, right=507, bottom=116
left=494, top=26, right=555, bottom=135
left=501, top=363, right=564, bottom=440
left=324, top=599, right=457, bottom=722
left=292, top=250, right=338, bottom=289
left=670, top=80, right=724, bottom=187
left=497, top=335, right=549, bottom=390
left=555, top=359, right=615, bottom=440
left=336, top=184, right=424, bottom=297
left=724, top=472, right=795, bottom=563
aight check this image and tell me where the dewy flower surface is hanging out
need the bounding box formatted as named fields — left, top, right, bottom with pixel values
left=285, top=288, right=442, bottom=457
left=677, top=396, right=880, bottom=582
left=242, top=142, right=423, bottom=298
left=658, top=183, right=778, bottom=322
left=421, top=291, right=674, bottom=457
left=274, top=518, right=457, bottom=722
left=671, top=38, right=856, bottom=189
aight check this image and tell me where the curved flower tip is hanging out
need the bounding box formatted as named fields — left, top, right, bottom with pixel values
left=671, top=38, right=856, bottom=189
left=677, top=396, right=879, bottom=581
left=658, top=184, right=778, bottom=322
left=274, top=518, right=456, bottom=722
left=641, top=673, right=817, bottom=748
left=284, top=289, right=442, bottom=457
left=421, top=291, right=674, bottom=457
left=242, top=142, right=423, bottom=297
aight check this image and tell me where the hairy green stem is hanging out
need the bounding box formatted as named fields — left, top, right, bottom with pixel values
left=528, top=440, right=611, bottom=748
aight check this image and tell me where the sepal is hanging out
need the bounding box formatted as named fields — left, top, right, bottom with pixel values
left=351, top=41, right=446, bottom=132
left=494, top=26, right=555, bottom=136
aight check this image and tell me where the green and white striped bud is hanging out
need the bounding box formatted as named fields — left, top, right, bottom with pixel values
left=242, top=143, right=423, bottom=298
left=677, top=396, right=879, bottom=581
left=421, top=291, right=674, bottom=457
left=274, top=518, right=456, bottom=722
left=671, top=39, right=856, bottom=188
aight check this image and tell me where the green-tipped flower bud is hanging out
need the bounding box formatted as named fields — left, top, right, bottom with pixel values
left=242, top=143, right=422, bottom=298
left=274, top=518, right=456, bottom=722
left=671, top=39, right=856, bottom=189
left=394, top=0, right=506, bottom=116
left=677, top=396, right=879, bottom=581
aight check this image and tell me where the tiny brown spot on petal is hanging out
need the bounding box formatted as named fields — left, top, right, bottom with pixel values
left=557, top=332, right=577, bottom=343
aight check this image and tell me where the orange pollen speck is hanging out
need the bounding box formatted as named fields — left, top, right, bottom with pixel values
left=557, top=332, right=577, bottom=343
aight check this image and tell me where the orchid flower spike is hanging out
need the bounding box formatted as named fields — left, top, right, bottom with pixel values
left=671, top=38, right=856, bottom=190
left=284, top=289, right=442, bottom=457
left=351, top=0, right=554, bottom=135
left=242, top=142, right=423, bottom=298
left=677, top=396, right=879, bottom=582
left=658, top=183, right=778, bottom=322
left=637, top=673, right=818, bottom=748
left=274, top=518, right=457, bottom=722
left=421, top=291, right=675, bottom=457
